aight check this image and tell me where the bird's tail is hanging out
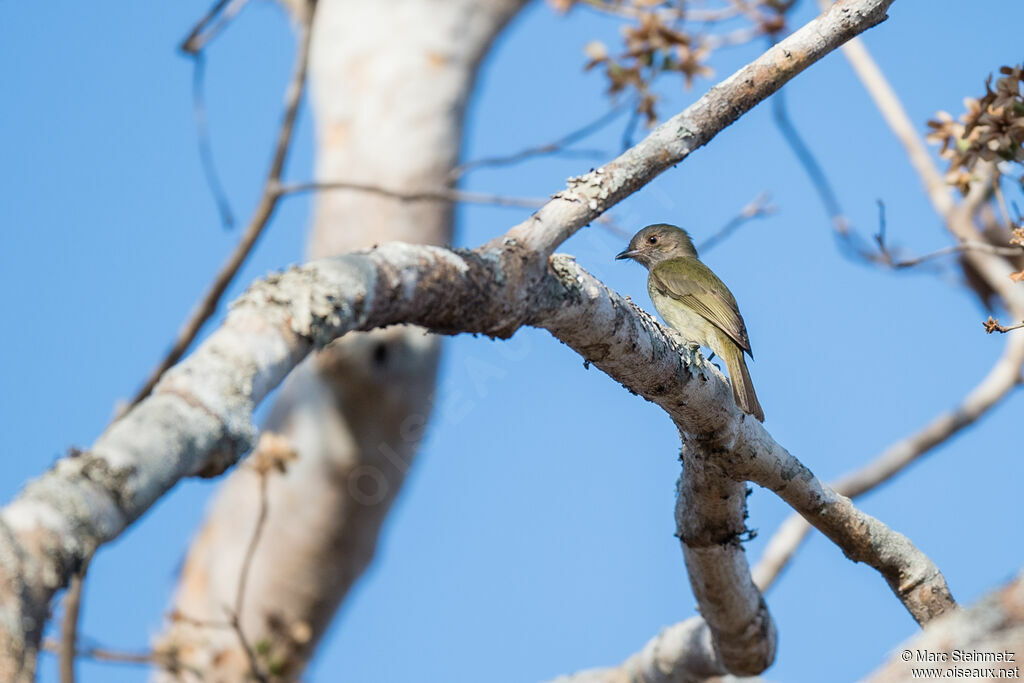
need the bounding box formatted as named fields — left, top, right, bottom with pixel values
left=721, top=341, right=764, bottom=422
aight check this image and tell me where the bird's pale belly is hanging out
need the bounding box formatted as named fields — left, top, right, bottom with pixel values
left=649, top=287, right=722, bottom=354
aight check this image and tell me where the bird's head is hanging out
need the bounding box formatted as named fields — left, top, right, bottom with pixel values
left=615, top=223, right=698, bottom=268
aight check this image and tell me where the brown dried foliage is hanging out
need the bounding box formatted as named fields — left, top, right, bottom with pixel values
left=927, top=65, right=1024, bottom=195
left=557, top=0, right=791, bottom=123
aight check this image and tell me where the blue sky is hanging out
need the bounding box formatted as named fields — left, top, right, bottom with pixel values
left=2, top=1, right=1023, bottom=681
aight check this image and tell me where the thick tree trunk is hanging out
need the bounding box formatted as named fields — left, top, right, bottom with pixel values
left=153, top=1, right=525, bottom=678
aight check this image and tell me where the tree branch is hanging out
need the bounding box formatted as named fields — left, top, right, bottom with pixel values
left=126, top=4, right=315, bottom=411
left=229, top=468, right=270, bottom=683
left=749, top=5, right=1024, bottom=594
left=549, top=617, right=739, bottom=682
left=276, top=180, right=548, bottom=210
left=984, top=317, right=1024, bottom=334
left=823, top=7, right=1024, bottom=310
left=696, top=191, right=775, bottom=253
left=0, top=237, right=948, bottom=680
left=58, top=561, right=87, bottom=683
left=449, top=104, right=624, bottom=179
left=179, top=0, right=250, bottom=56
left=493, top=0, right=897, bottom=260
left=676, top=451, right=775, bottom=674
left=0, top=2, right=911, bottom=677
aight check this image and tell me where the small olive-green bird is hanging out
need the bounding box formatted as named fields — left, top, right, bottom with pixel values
left=616, top=224, right=764, bottom=422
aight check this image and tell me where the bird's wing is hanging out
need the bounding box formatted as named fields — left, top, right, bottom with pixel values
left=649, top=261, right=752, bottom=355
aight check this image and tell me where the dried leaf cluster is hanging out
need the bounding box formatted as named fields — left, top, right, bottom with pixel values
left=556, top=0, right=790, bottom=123
left=927, top=65, right=1024, bottom=194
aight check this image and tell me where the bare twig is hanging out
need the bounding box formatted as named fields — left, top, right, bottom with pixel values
left=276, top=181, right=548, bottom=209
left=58, top=560, right=88, bottom=683
left=576, top=0, right=747, bottom=23
left=620, top=103, right=642, bottom=152
left=819, top=1, right=1024, bottom=312
left=873, top=200, right=1022, bottom=269
left=984, top=317, right=1024, bottom=334
left=45, top=640, right=156, bottom=667
left=883, top=241, right=1024, bottom=269
left=0, top=4, right=909, bottom=676
left=189, top=54, right=235, bottom=228
left=166, top=436, right=293, bottom=681
left=127, top=4, right=315, bottom=411
left=697, top=190, right=775, bottom=253
left=228, top=613, right=266, bottom=683
left=180, top=0, right=251, bottom=55
left=770, top=85, right=860, bottom=247
left=779, top=20, right=1024, bottom=284
left=450, top=104, right=625, bottom=179
left=229, top=469, right=271, bottom=683
left=992, top=178, right=1014, bottom=230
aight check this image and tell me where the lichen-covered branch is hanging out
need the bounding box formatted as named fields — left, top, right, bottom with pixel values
left=0, top=1, right=912, bottom=678
left=493, top=0, right=897, bottom=261
left=0, top=240, right=949, bottom=680
left=128, top=3, right=315, bottom=410
left=728, top=435, right=955, bottom=625
left=550, top=618, right=739, bottom=683
left=676, top=449, right=776, bottom=675
left=155, top=2, right=529, bottom=678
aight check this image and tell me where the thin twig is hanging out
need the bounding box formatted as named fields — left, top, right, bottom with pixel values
left=993, top=177, right=1014, bottom=230
left=180, top=0, right=252, bottom=55
left=229, top=468, right=271, bottom=683
left=620, top=103, right=642, bottom=152
left=770, top=86, right=860, bottom=247
left=59, top=559, right=89, bottom=683
left=697, top=191, right=775, bottom=253
left=164, top=468, right=274, bottom=680
left=235, top=471, right=269, bottom=625
left=818, top=0, right=1024, bottom=315
left=190, top=54, right=235, bottom=228
left=884, top=241, right=1024, bottom=269
left=278, top=180, right=630, bottom=239
left=773, top=80, right=1021, bottom=272
left=984, top=317, right=1024, bottom=334
left=576, top=0, right=747, bottom=23
left=450, top=104, right=625, bottom=179
left=873, top=200, right=1020, bottom=267
left=126, top=5, right=315, bottom=411
left=276, top=180, right=548, bottom=209
left=45, top=639, right=156, bottom=667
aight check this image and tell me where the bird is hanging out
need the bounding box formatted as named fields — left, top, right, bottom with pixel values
left=616, top=223, right=764, bottom=421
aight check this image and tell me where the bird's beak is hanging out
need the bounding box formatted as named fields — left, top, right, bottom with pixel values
left=615, top=248, right=638, bottom=261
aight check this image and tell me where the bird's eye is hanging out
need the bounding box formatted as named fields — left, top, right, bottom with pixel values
left=647, top=235, right=658, bottom=244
